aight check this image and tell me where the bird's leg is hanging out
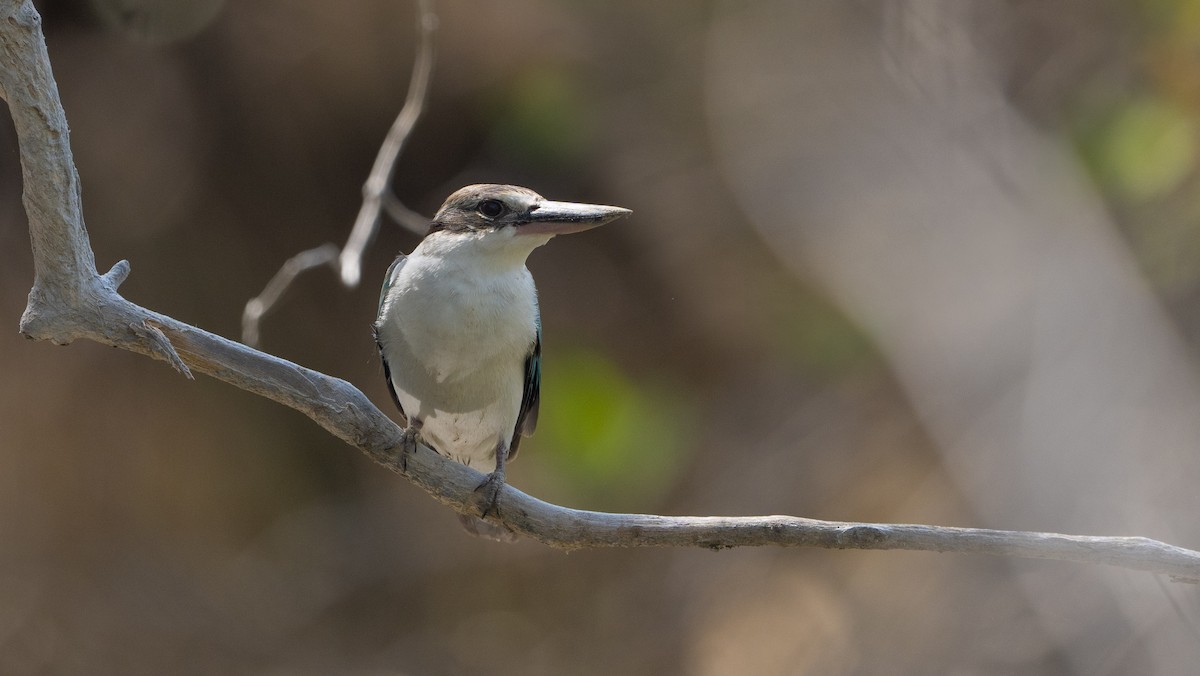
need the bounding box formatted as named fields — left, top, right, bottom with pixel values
left=395, top=417, right=423, bottom=472
left=474, top=438, right=509, bottom=519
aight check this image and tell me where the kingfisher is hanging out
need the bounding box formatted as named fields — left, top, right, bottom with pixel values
left=373, top=184, right=631, bottom=539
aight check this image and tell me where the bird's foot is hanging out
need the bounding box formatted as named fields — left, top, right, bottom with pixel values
left=395, top=419, right=423, bottom=472
left=473, top=470, right=506, bottom=519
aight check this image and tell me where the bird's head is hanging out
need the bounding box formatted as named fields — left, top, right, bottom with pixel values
left=428, top=184, right=630, bottom=246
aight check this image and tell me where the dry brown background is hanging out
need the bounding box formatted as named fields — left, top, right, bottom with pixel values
left=4, top=0, right=1200, bottom=674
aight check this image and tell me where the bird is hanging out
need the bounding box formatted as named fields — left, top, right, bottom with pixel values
left=374, top=184, right=631, bottom=540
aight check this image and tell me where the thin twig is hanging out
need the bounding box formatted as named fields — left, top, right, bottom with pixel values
left=5, top=0, right=1200, bottom=582
left=381, top=189, right=431, bottom=235
left=339, top=0, right=437, bottom=286
left=241, top=243, right=339, bottom=346
left=240, top=0, right=436, bottom=346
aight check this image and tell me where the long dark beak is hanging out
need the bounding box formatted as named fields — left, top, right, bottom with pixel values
left=517, top=200, right=632, bottom=235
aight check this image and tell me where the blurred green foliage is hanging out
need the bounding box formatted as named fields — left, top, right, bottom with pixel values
left=532, top=349, right=694, bottom=509
left=1069, top=0, right=1200, bottom=293
left=88, top=0, right=226, bottom=44
left=767, top=293, right=876, bottom=378
left=1139, top=0, right=1200, bottom=34
left=488, top=66, right=596, bottom=168
left=1077, top=96, right=1196, bottom=202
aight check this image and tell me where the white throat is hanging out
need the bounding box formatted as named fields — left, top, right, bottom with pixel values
left=414, top=228, right=553, bottom=271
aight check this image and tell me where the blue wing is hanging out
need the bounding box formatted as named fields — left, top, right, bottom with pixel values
left=508, top=310, right=541, bottom=460
left=377, top=254, right=406, bottom=313
left=374, top=254, right=408, bottom=421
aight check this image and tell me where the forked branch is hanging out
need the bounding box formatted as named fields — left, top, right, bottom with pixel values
left=241, top=0, right=436, bottom=346
left=3, top=0, right=1199, bottom=582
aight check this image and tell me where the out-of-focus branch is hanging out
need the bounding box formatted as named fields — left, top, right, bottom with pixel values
left=337, top=0, right=438, bottom=286
left=5, top=0, right=1200, bottom=582
left=240, top=0, right=436, bottom=346
left=241, top=243, right=339, bottom=347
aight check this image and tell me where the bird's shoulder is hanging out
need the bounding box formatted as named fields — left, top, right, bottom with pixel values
left=377, top=253, right=408, bottom=313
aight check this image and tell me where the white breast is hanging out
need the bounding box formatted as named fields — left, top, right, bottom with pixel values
left=376, top=232, right=542, bottom=468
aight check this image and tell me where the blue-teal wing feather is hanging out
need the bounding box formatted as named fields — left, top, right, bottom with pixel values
left=509, top=311, right=541, bottom=460
left=375, top=254, right=408, bottom=421
left=378, top=254, right=407, bottom=313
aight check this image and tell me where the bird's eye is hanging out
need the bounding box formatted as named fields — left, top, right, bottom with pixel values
left=477, top=199, right=505, bottom=219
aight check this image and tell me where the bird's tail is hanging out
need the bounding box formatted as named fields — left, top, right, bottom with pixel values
left=457, top=513, right=520, bottom=542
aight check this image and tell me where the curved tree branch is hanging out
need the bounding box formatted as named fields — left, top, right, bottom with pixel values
left=3, top=0, right=1200, bottom=582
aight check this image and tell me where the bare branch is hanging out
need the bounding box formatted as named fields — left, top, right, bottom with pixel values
left=241, top=243, right=340, bottom=346
left=4, top=0, right=1200, bottom=582
left=381, top=189, right=431, bottom=235
left=239, top=0, right=436, bottom=346
left=338, top=0, right=438, bottom=286
left=0, top=1, right=97, bottom=300
left=135, top=317, right=193, bottom=379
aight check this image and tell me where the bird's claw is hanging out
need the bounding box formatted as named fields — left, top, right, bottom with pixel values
left=474, top=471, right=506, bottom=519
left=395, top=421, right=422, bottom=472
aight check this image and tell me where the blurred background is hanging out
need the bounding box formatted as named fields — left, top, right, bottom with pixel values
left=3, top=0, right=1200, bottom=673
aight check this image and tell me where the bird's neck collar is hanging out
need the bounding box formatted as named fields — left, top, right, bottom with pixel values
left=415, top=229, right=552, bottom=270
